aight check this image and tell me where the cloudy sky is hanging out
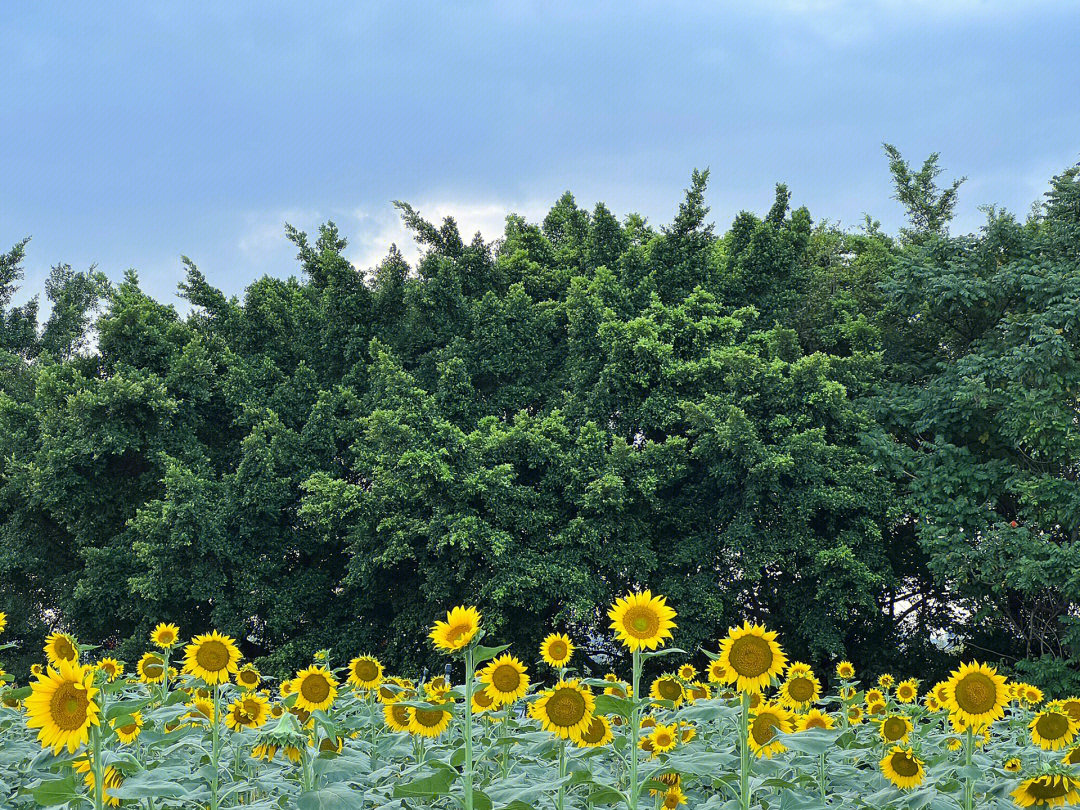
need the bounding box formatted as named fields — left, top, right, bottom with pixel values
left=4, top=1, right=1078, bottom=310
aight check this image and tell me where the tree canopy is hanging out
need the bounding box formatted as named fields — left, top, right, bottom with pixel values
left=2, top=150, right=1079, bottom=693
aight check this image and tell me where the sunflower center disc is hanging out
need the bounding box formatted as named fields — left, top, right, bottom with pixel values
left=355, top=661, right=377, bottom=682
left=581, top=716, right=605, bottom=743
left=625, top=607, right=659, bottom=638
left=492, top=665, right=520, bottom=693
left=50, top=682, right=88, bottom=730
left=751, top=714, right=779, bottom=744
left=730, top=637, right=773, bottom=677
left=449, top=622, right=472, bottom=642
left=955, top=673, right=996, bottom=714
left=547, top=688, right=586, bottom=727
left=549, top=641, right=567, bottom=659
left=1036, top=712, right=1070, bottom=740
left=56, top=638, right=76, bottom=660
left=658, top=679, right=682, bottom=700
left=891, top=753, right=919, bottom=777
left=301, top=674, right=331, bottom=703
left=414, top=707, right=445, bottom=727
left=788, top=678, right=814, bottom=702
left=1028, top=777, right=1069, bottom=800
left=883, top=718, right=907, bottom=741
left=196, top=641, right=229, bottom=672
left=391, top=705, right=410, bottom=725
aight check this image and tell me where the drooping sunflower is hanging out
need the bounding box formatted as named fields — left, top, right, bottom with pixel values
left=384, top=702, right=412, bottom=732
left=796, top=708, right=835, bottom=731
left=429, top=605, right=481, bottom=653
left=533, top=680, right=595, bottom=740
left=748, top=702, right=792, bottom=758
left=647, top=723, right=679, bottom=755
left=1064, top=745, right=1080, bottom=766
left=150, top=622, right=180, bottom=650
left=347, top=655, right=384, bottom=690
left=540, top=633, right=575, bottom=668
left=230, top=663, right=259, bottom=691
left=779, top=670, right=820, bottom=710
left=879, top=714, right=913, bottom=744
left=650, top=773, right=681, bottom=797
left=317, top=735, right=344, bottom=754
left=96, top=658, right=124, bottom=682
left=291, top=666, right=338, bottom=713
left=480, top=654, right=530, bottom=705
left=716, top=622, right=787, bottom=693
left=942, top=661, right=1009, bottom=729
left=835, top=661, right=855, bottom=680
left=183, top=631, right=242, bottom=685
left=113, top=711, right=143, bottom=744
left=407, top=701, right=454, bottom=738
left=1011, top=773, right=1080, bottom=808
left=607, top=591, right=677, bottom=652
left=880, top=746, right=925, bottom=790
left=1004, top=757, right=1022, bottom=772
left=1030, top=702, right=1080, bottom=751
left=575, top=714, right=613, bottom=748
left=44, top=632, right=79, bottom=666
left=225, top=693, right=270, bottom=731
left=650, top=674, right=685, bottom=706
left=895, top=679, right=919, bottom=704
left=24, top=659, right=100, bottom=754
left=677, top=663, right=697, bottom=681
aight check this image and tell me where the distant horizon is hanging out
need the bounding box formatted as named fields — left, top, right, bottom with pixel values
left=5, top=1, right=1079, bottom=314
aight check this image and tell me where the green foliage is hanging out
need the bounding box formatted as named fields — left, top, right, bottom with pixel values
left=1, top=151, right=1079, bottom=692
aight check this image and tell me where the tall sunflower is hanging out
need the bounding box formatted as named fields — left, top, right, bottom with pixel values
left=1030, top=703, right=1079, bottom=751
left=183, top=631, right=242, bottom=685
left=607, top=591, right=676, bottom=652
left=291, top=666, right=338, bottom=712
left=113, top=711, right=143, bottom=744
left=650, top=674, right=685, bottom=706
left=533, top=680, right=595, bottom=740
left=407, top=701, right=453, bottom=737
left=429, top=605, right=481, bottom=653
left=835, top=661, right=855, bottom=679
left=748, top=702, right=792, bottom=758
left=24, top=659, right=100, bottom=754
left=235, top=664, right=261, bottom=691
left=347, top=655, right=383, bottom=690
left=1011, top=773, right=1080, bottom=808
left=895, top=679, right=919, bottom=704
left=880, top=746, right=925, bottom=790
left=716, top=622, right=787, bottom=693
left=540, top=633, right=575, bottom=668
left=43, top=632, right=79, bottom=666
left=150, top=622, right=181, bottom=650
left=225, top=693, right=270, bottom=731
left=779, top=670, right=820, bottom=709
left=480, top=654, right=530, bottom=705
left=646, top=723, right=679, bottom=755
left=942, top=661, right=1009, bottom=729
left=879, top=714, right=913, bottom=744
left=96, top=658, right=124, bottom=683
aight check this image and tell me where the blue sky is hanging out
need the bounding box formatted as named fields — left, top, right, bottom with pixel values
left=4, top=1, right=1078, bottom=311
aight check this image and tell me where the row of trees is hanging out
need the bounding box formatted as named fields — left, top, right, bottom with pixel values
left=1, top=149, right=1078, bottom=692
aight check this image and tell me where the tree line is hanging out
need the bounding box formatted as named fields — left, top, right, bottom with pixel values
left=2, top=147, right=1079, bottom=692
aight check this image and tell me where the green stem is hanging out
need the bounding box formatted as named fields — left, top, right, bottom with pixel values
left=368, top=692, right=379, bottom=771
left=463, top=647, right=476, bottom=810
left=963, top=725, right=974, bottom=810
left=628, top=649, right=642, bottom=810
left=90, top=718, right=105, bottom=810
left=818, top=750, right=827, bottom=807
left=739, top=691, right=751, bottom=810
left=557, top=738, right=568, bottom=810
left=210, top=682, right=221, bottom=810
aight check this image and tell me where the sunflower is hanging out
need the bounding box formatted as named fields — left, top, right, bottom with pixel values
left=607, top=591, right=677, bottom=652
left=835, top=661, right=855, bottom=680
left=650, top=773, right=681, bottom=797
left=661, top=787, right=687, bottom=809
left=840, top=686, right=856, bottom=701
left=1005, top=757, right=1022, bottom=772
left=716, top=622, right=787, bottom=693
left=291, top=666, right=338, bottom=713
left=707, top=659, right=726, bottom=684
left=408, top=701, right=453, bottom=738
left=80, top=762, right=123, bottom=807
left=879, top=714, right=913, bottom=744
left=471, top=685, right=497, bottom=713
left=540, top=633, right=575, bottom=668
left=924, top=693, right=941, bottom=712
left=748, top=702, right=792, bottom=758
left=946, top=736, right=963, bottom=751
left=604, top=679, right=631, bottom=698
left=24, top=659, right=100, bottom=754
left=865, top=688, right=885, bottom=705
left=113, top=711, right=143, bottom=744
left=647, top=723, right=679, bottom=755
left=779, top=671, right=820, bottom=710
left=183, top=631, right=242, bottom=685
left=151, top=622, right=180, bottom=649
left=1062, top=698, right=1080, bottom=723
left=679, top=721, right=697, bottom=743
left=686, top=682, right=711, bottom=702
left=867, top=701, right=887, bottom=718
left=429, top=605, right=481, bottom=653
left=187, top=698, right=216, bottom=724
left=895, top=679, right=919, bottom=704
left=96, top=658, right=124, bottom=682
left=796, top=708, right=835, bottom=731
left=0, top=611, right=5, bottom=634
left=533, top=680, right=595, bottom=740
left=480, top=654, right=530, bottom=705
left=847, top=705, right=864, bottom=725
left=786, top=662, right=812, bottom=677
left=880, top=746, right=925, bottom=790
left=384, top=702, right=412, bottom=732
left=1030, top=703, right=1079, bottom=751
left=44, top=632, right=79, bottom=666
left=877, top=673, right=895, bottom=690
left=650, top=674, right=685, bottom=706
left=377, top=678, right=413, bottom=705
left=677, top=664, right=697, bottom=681
left=347, top=655, right=383, bottom=690
left=1011, top=773, right=1080, bottom=808
left=1025, top=685, right=1046, bottom=706
left=942, top=661, right=1009, bottom=730
left=235, top=664, right=261, bottom=691
left=225, top=693, right=270, bottom=731
left=252, top=742, right=278, bottom=761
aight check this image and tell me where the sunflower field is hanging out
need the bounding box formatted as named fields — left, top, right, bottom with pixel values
left=2, top=595, right=1080, bottom=810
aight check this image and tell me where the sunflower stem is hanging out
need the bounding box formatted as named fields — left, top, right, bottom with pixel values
left=368, top=692, right=378, bottom=771
left=210, top=682, right=221, bottom=810
left=738, top=690, right=751, bottom=810
left=90, top=705, right=105, bottom=810
left=963, top=725, right=974, bottom=810
left=557, top=738, right=567, bottom=810
left=463, top=645, right=476, bottom=810
left=818, top=749, right=827, bottom=807
left=628, top=648, right=642, bottom=810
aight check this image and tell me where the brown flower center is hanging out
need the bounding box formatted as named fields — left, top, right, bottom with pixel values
left=729, top=636, right=773, bottom=678
left=195, top=640, right=229, bottom=673
left=50, top=682, right=89, bottom=730
left=546, top=687, right=587, bottom=727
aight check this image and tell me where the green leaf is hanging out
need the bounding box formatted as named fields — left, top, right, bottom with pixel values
left=392, top=768, right=457, bottom=798
left=473, top=643, right=511, bottom=666
left=30, top=775, right=81, bottom=807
